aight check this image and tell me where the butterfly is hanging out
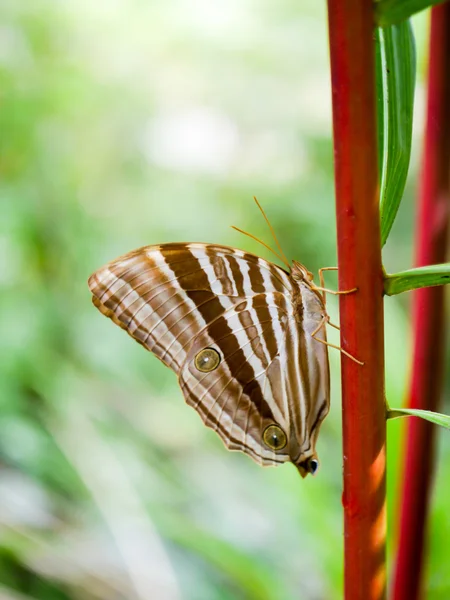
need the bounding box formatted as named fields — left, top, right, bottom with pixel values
left=88, top=200, right=359, bottom=477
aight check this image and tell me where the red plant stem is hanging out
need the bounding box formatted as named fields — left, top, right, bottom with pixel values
left=392, top=7, right=450, bottom=600
left=327, top=2, right=386, bottom=600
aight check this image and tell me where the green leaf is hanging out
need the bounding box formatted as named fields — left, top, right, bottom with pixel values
left=375, top=0, right=447, bottom=27
left=387, top=408, right=450, bottom=429
left=376, top=22, right=415, bottom=247
left=384, top=263, right=450, bottom=295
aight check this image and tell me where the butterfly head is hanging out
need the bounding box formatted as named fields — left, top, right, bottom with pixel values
left=296, top=455, right=320, bottom=478
left=290, top=260, right=314, bottom=283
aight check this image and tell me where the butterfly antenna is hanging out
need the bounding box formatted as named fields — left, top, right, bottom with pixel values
left=230, top=226, right=288, bottom=268
left=253, top=197, right=290, bottom=268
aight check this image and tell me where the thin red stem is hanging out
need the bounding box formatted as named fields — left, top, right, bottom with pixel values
left=327, top=2, right=386, bottom=600
left=392, top=7, right=450, bottom=600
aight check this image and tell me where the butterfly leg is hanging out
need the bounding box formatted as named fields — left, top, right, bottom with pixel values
left=318, top=266, right=338, bottom=291
left=315, top=267, right=357, bottom=298
left=312, top=284, right=358, bottom=296
left=310, top=315, right=364, bottom=366
left=315, top=268, right=357, bottom=330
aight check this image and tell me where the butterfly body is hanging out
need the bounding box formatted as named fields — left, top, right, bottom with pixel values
left=89, top=243, right=330, bottom=477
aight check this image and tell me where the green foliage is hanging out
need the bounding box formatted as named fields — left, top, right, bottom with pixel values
left=376, top=21, right=416, bottom=247
left=384, top=263, right=450, bottom=295
left=0, top=2, right=345, bottom=599
left=375, top=0, right=448, bottom=26
left=388, top=408, right=450, bottom=429
left=160, top=513, right=292, bottom=600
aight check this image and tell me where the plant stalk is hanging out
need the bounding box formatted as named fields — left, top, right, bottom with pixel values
left=327, top=2, right=386, bottom=600
left=392, top=6, right=450, bottom=600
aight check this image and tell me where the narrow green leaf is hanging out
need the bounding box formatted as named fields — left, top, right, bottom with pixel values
left=376, top=22, right=415, bottom=247
left=387, top=408, right=450, bottom=429
left=384, top=263, right=450, bottom=295
left=375, top=0, right=447, bottom=27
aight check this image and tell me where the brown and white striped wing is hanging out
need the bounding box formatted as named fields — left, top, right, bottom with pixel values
left=88, top=243, right=320, bottom=469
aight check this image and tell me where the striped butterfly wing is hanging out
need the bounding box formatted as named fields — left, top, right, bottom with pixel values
left=88, top=243, right=330, bottom=476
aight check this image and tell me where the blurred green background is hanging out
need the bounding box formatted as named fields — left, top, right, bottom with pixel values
left=1, top=2, right=449, bottom=599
